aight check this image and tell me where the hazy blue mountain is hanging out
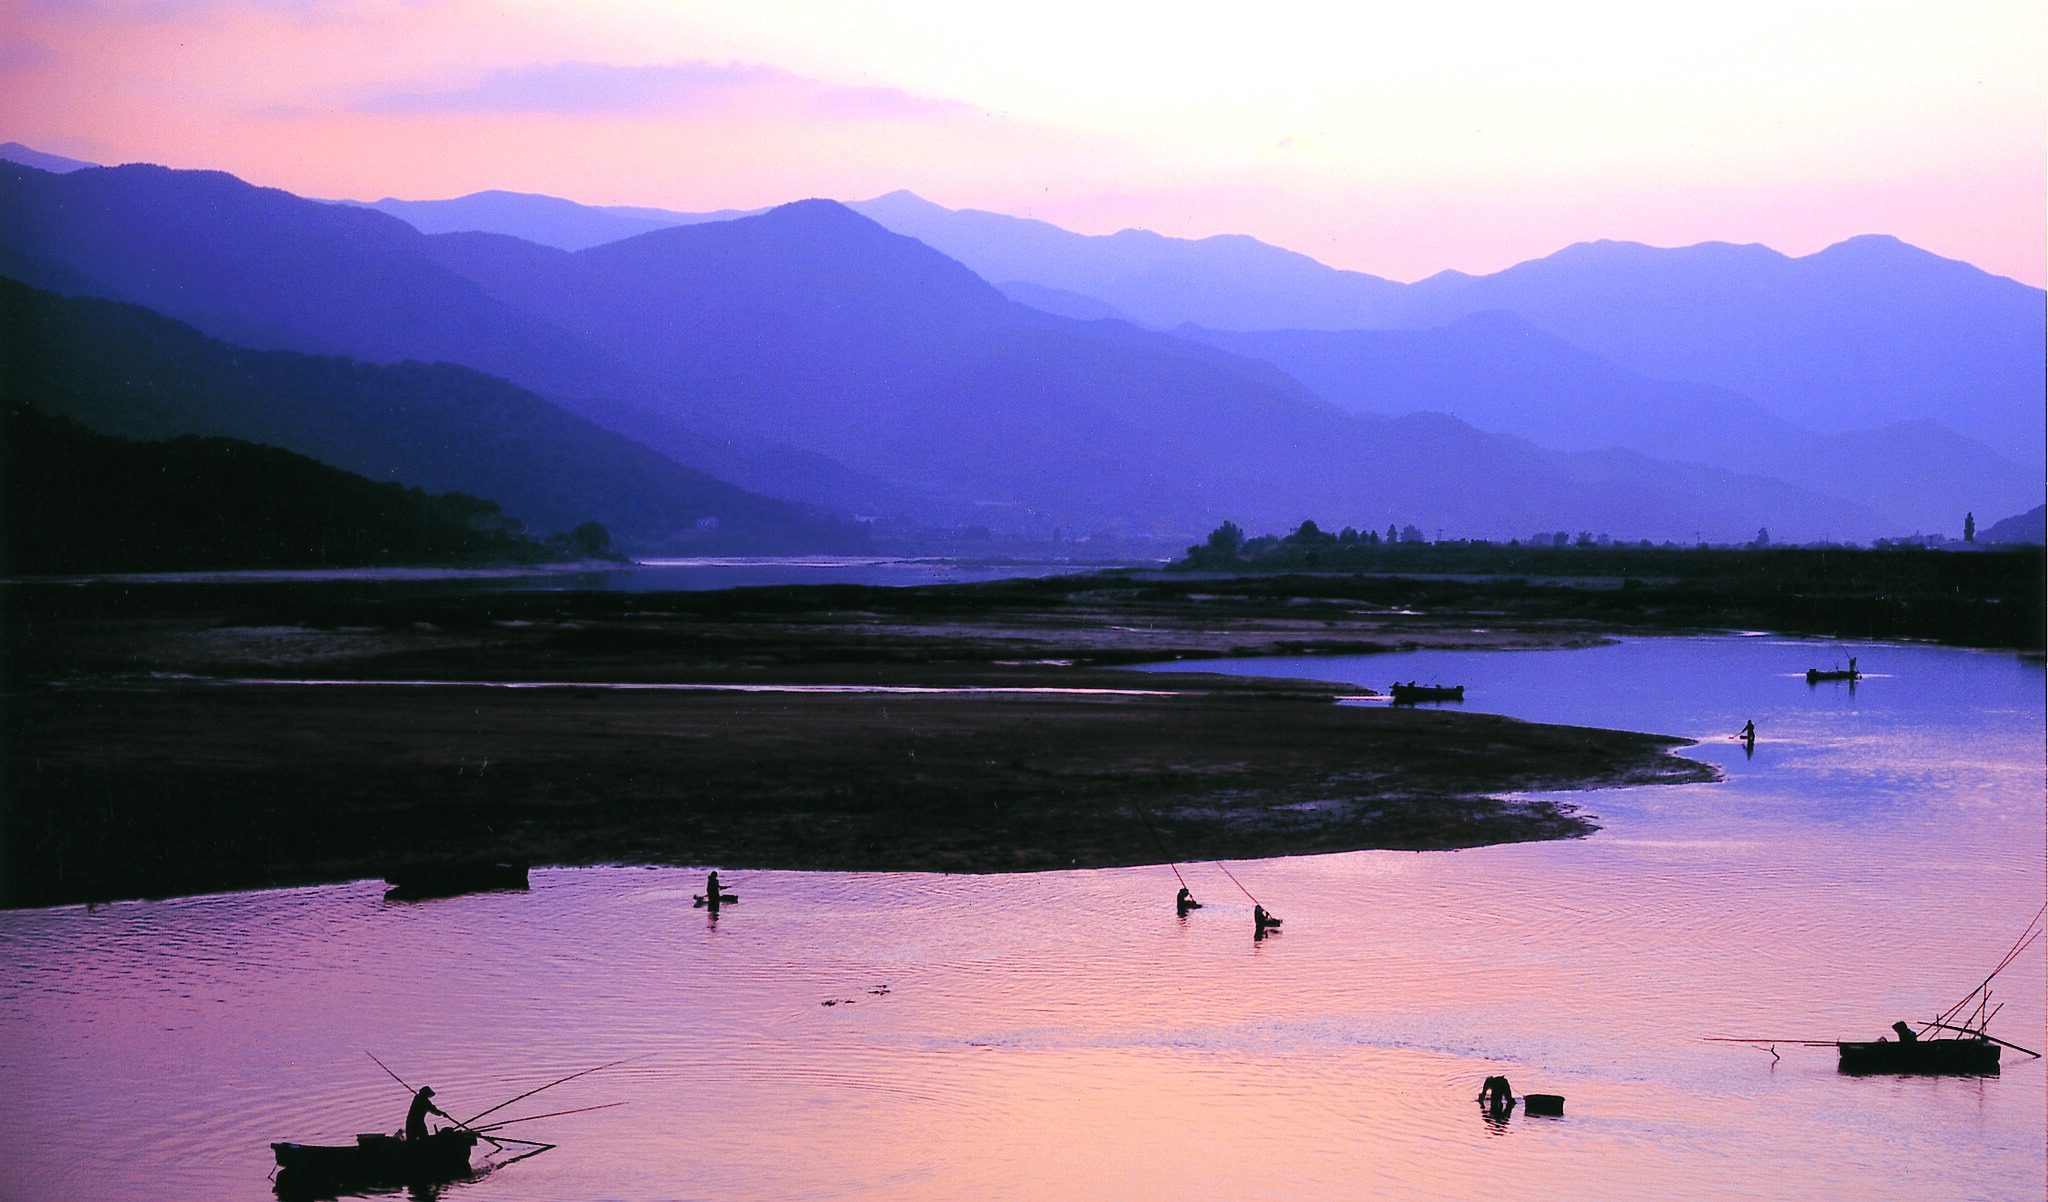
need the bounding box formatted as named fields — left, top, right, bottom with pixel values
left=1176, top=314, right=2041, bottom=534
left=1394, top=236, right=2047, bottom=464
left=425, top=198, right=1882, bottom=541
left=264, top=172, right=2043, bottom=475
left=0, top=158, right=1893, bottom=542
left=0, top=159, right=907, bottom=524
left=341, top=189, right=760, bottom=251
left=848, top=190, right=1411, bottom=329
left=995, top=279, right=1133, bottom=322
left=1980, top=505, right=2045, bottom=545
left=0, top=161, right=641, bottom=405
left=0, top=141, right=95, bottom=173
left=0, top=276, right=858, bottom=551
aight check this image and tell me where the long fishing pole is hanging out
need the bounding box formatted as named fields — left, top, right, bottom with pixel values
left=473, top=1101, right=629, bottom=1131
left=1211, top=860, right=1261, bottom=906
left=1127, top=800, right=1189, bottom=892
left=367, top=1051, right=414, bottom=1094
left=461, top=1057, right=637, bottom=1128
left=367, top=1051, right=503, bottom=1148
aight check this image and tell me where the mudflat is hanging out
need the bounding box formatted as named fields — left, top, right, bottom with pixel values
left=2, top=574, right=1716, bottom=908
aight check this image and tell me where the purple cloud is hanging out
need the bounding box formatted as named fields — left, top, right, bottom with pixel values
left=360, top=60, right=974, bottom=120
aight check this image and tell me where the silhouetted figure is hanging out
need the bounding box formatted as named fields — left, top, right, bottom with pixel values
left=706, top=870, right=721, bottom=899
left=406, top=1087, right=447, bottom=1142
left=1176, top=887, right=1201, bottom=915
left=1477, top=1075, right=1515, bottom=1119
left=1892, top=1021, right=1919, bottom=1043
left=1253, top=905, right=1283, bottom=940
left=1741, top=719, right=1755, bottom=742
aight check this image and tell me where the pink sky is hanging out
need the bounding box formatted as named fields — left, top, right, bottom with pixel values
left=3, top=0, right=2042, bottom=285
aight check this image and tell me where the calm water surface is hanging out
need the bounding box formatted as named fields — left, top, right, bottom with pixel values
left=1, top=635, right=2041, bottom=1201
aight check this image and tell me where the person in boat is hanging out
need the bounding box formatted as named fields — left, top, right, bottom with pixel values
left=1891, top=1020, right=1918, bottom=1042
left=1740, top=719, right=1755, bottom=742
left=1176, top=887, right=1201, bottom=915
left=705, top=870, right=723, bottom=901
left=406, top=1086, right=448, bottom=1142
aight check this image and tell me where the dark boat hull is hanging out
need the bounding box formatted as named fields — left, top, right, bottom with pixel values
left=1837, top=1038, right=2000, bottom=1076
left=1805, top=669, right=1858, bottom=683
left=1389, top=684, right=1464, bottom=704
left=272, top=1129, right=478, bottom=1195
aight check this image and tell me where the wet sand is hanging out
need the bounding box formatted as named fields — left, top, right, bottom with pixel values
left=2, top=578, right=1716, bottom=907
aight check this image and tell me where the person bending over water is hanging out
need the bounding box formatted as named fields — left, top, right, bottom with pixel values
left=1254, top=905, right=1283, bottom=939
left=1176, top=887, right=1201, bottom=915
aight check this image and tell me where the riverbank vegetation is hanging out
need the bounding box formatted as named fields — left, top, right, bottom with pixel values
left=1177, top=524, right=2044, bottom=650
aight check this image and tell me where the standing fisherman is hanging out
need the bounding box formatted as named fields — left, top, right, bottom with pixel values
left=406, top=1086, right=448, bottom=1141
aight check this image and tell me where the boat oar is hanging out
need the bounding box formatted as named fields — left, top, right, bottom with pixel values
left=461, top=1057, right=637, bottom=1129
left=473, top=1101, right=628, bottom=1131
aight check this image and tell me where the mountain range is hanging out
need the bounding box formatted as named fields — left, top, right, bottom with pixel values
left=0, top=277, right=858, bottom=551
left=1, top=142, right=2039, bottom=552
left=325, top=179, right=2042, bottom=473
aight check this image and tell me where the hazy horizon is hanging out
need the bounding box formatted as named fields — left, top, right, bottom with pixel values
left=4, top=1, right=2041, bottom=287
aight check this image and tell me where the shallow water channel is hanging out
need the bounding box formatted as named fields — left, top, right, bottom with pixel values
left=1, top=635, right=2041, bottom=1201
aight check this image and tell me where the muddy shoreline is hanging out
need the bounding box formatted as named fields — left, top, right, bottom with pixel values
left=4, top=576, right=1719, bottom=908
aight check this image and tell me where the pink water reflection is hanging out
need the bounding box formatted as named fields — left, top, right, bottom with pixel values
left=0, top=637, right=2040, bottom=1201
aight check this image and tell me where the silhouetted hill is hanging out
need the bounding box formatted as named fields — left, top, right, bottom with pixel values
left=849, top=190, right=1410, bottom=329
left=3, top=402, right=572, bottom=573
left=1395, top=236, right=2047, bottom=464
left=342, top=189, right=758, bottom=250
left=0, top=141, right=95, bottom=173
left=0, top=161, right=639, bottom=404
left=1980, top=505, right=2046, bottom=546
left=0, top=277, right=860, bottom=552
left=427, top=200, right=1883, bottom=541
left=303, top=177, right=2044, bottom=473
left=0, top=161, right=1899, bottom=541
left=1177, top=315, right=2041, bottom=534
left=0, top=159, right=910, bottom=526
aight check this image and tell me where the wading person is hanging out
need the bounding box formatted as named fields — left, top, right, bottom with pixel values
left=1176, top=886, right=1201, bottom=915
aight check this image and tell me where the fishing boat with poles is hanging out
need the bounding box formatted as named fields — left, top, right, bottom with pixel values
left=1389, top=681, right=1465, bottom=704
left=1804, top=655, right=1859, bottom=685
left=270, top=1053, right=628, bottom=1197
left=1708, top=905, right=2043, bottom=1077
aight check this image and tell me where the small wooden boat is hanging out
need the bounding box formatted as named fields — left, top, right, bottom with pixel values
left=272, top=1129, right=478, bottom=1196
left=1838, top=1032, right=2001, bottom=1076
left=693, top=892, right=738, bottom=907
left=1806, top=656, right=1859, bottom=684
left=1389, top=682, right=1465, bottom=704
left=383, top=859, right=530, bottom=902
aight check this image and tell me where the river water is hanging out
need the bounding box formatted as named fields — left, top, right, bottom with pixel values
left=0, top=635, right=2041, bottom=1201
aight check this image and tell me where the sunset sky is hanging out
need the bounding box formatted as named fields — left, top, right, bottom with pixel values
left=4, top=0, right=2042, bottom=285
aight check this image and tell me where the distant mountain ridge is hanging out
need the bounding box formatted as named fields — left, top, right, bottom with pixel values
left=0, top=276, right=858, bottom=551
left=0, top=155, right=1921, bottom=543
left=293, top=167, right=2044, bottom=476
left=342, top=189, right=765, bottom=252
left=1178, top=315, right=2042, bottom=535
